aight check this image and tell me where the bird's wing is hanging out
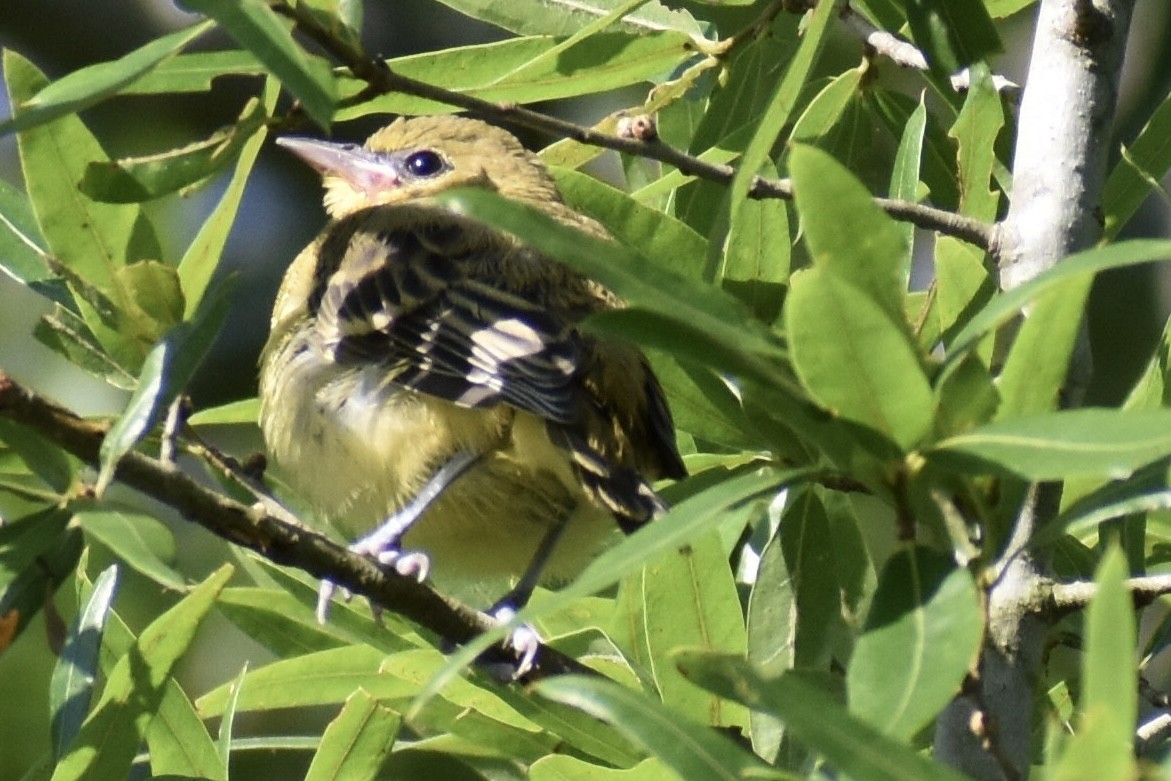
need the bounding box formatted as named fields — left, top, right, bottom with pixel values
left=312, top=219, right=584, bottom=424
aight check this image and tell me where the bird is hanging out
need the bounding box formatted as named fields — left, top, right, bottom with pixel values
left=260, top=115, right=686, bottom=671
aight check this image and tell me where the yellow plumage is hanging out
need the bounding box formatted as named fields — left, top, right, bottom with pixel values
left=260, top=115, right=684, bottom=610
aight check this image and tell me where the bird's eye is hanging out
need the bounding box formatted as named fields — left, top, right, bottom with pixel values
left=404, top=150, right=447, bottom=178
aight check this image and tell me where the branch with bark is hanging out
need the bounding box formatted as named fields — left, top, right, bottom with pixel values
left=0, top=370, right=591, bottom=680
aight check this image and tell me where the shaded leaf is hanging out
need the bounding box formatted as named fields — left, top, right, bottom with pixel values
left=847, top=546, right=981, bottom=740
left=182, top=0, right=336, bottom=127
left=0, top=23, right=212, bottom=135
left=931, top=408, right=1171, bottom=480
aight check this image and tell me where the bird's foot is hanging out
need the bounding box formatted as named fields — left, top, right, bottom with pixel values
left=490, top=604, right=541, bottom=678
left=315, top=542, right=431, bottom=624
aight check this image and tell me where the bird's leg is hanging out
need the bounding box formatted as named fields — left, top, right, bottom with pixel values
left=486, top=509, right=575, bottom=677
left=316, top=450, right=482, bottom=623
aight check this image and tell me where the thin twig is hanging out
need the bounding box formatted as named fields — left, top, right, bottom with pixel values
left=0, top=370, right=591, bottom=680
left=273, top=1, right=997, bottom=252
left=1048, top=572, right=1171, bottom=615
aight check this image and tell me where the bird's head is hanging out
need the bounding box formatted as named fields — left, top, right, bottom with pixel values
left=277, top=115, right=561, bottom=219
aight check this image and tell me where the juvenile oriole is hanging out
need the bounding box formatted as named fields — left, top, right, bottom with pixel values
left=260, top=115, right=685, bottom=667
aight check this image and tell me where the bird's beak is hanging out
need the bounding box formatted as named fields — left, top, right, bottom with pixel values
left=276, top=137, right=402, bottom=193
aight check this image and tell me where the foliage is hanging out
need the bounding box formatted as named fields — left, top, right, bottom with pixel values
left=2, top=0, right=1171, bottom=778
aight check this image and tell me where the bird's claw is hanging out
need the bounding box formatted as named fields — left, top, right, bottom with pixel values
left=492, top=604, right=540, bottom=678
left=315, top=545, right=431, bottom=624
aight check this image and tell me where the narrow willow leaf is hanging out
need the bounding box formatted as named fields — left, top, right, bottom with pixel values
left=847, top=546, right=981, bottom=740
left=948, top=64, right=1003, bottom=221
left=786, top=266, right=933, bottom=450
left=995, top=275, right=1093, bottom=419
left=186, top=397, right=261, bottom=427
left=216, top=665, right=247, bottom=774
left=889, top=95, right=927, bottom=283
left=71, top=568, right=226, bottom=780
left=0, top=176, right=52, bottom=285
left=790, top=143, right=911, bottom=321
left=947, top=240, right=1171, bottom=361
left=51, top=566, right=232, bottom=781
left=0, top=507, right=82, bottom=652
left=902, top=0, right=1001, bottom=78
left=426, top=0, right=705, bottom=38
left=710, top=0, right=835, bottom=278
left=76, top=508, right=183, bottom=590
left=95, top=282, right=232, bottom=494
left=119, top=50, right=265, bottom=94
left=50, top=566, right=119, bottom=760
left=182, top=0, right=336, bottom=127
left=180, top=76, right=277, bottom=316
left=0, top=22, right=212, bottom=135
left=534, top=675, right=793, bottom=781
left=342, top=32, right=692, bottom=119
left=531, top=756, right=676, bottom=781
left=791, top=67, right=865, bottom=142
left=1103, top=89, right=1171, bottom=240
left=80, top=100, right=266, bottom=203
left=305, top=690, right=400, bottom=781
left=931, top=408, right=1171, bottom=480
left=6, top=49, right=162, bottom=370
left=674, top=656, right=971, bottom=781
left=1050, top=547, right=1138, bottom=781
left=638, top=532, right=748, bottom=728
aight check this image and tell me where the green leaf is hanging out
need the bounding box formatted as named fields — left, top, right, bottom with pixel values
left=792, top=68, right=865, bottom=142
left=786, top=267, right=933, bottom=450
left=49, top=565, right=118, bottom=761
left=1050, top=546, right=1137, bottom=781
left=305, top=689, right=401, bottom=781
left=847, top=546, right=981, bottom=740
left=1103, top=89, right=1171, bottom=240
left=931, top=408, right=1171, bottom=480
left=217, top=587, right=350, bottom=657
left=637, top=532, right=748, bottom=728
left=0, top=22, right=213, bottom=135
left=33, top=304, right=137, bottom=390
left=791, top=143, right=911, bottom=318
left=71, top=567, right=226, bottom=780
left=947, top=239, right=1171, bottom=361
left=5, top=49, right=162, bottom=370
left=948, top=64, right=1003, bottom=221
left=118, top=50, right=265, bottom=94
left=95, top=280, right=232, bottom=494
left=182, top=0, right=336, bottom=127
left=0, top=507, right=82, bottom=651
left=339, top=32, right=692, bottom=120
left=180, top=77, right=277, bottom=316
left=899, top=0, right=1001, bottom=77
left=76, top=508, right=183, bottom=590
left=994, top=274, right=1092, bottom=419
left=50, top=565, right=231, bottom=781
left=549, top=166, right=706, bottom=280
left=424, top=0, right=705, bottom=38
left=0, top=175, right=52, bottom=285
left=79, top=99, right=266, bottom=203
left=722, top=158, right=790, bottom=323
left=531, top=757, right=677, bottom=781
left=674, top=657, right=970, bottom=781
left=0, top=418, right=76, bottom=494
left=186, top=397, right=260, bottom=427
left=711, top=0, right=834, bottom=279
left=197, top=646, right=417, bottom=716
left=889, top=95, right=928, bottom=283
left=534, top=676, right=793, bottom=781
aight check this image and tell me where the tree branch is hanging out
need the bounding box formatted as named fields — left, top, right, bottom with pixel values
left=272, top=1, right=996, bottom=252
left=936, top=1, right=1139, bottom=778
left=1048, top=572, right=1171, bottom=614
left=0, top=370, right=591, bottom=680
